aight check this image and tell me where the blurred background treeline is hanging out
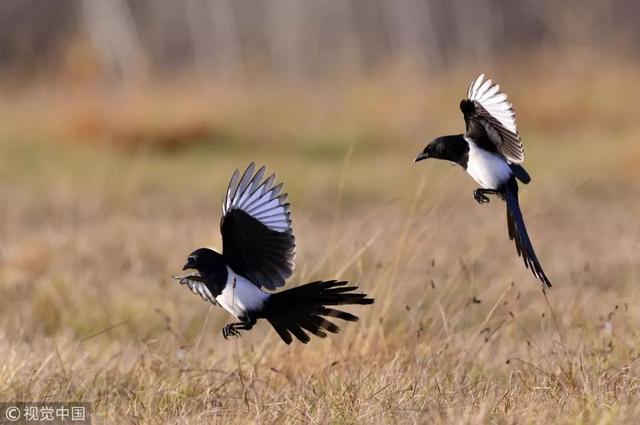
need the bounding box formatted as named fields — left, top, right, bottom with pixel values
left=1, top=0, right=639, bottom=79
left=0, top=0, right=638, bottom=156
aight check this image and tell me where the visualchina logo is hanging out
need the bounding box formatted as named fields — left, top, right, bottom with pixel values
left=0, top=402, right=91, bottom=424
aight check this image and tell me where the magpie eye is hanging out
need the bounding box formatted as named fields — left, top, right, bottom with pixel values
left=188, top=256, right=196, bottom=264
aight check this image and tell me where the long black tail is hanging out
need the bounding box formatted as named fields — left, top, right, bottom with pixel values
left=263, top=280, right=374, bottom=344
left=504, top=179, right=551, bottom=288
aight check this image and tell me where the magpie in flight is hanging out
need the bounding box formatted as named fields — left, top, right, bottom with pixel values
left=415, top=74, right=551, bottom=287
left=175, top=163, right=373, bottom=344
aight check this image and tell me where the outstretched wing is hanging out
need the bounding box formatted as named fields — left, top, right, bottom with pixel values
left=460, top=74, right=525, bottom=164
left=220, top=163, right=295, bottom=290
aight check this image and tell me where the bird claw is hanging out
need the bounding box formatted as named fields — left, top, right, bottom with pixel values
left=222, top=324, right=241, bottom=339
left=474, top=190, right=490, bottom=204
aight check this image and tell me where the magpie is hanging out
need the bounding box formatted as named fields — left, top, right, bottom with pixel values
left=174, top=163, right=374, bottom=344
left=415, top=74, right=551, bottom=288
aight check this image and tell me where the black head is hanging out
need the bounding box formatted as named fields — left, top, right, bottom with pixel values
left=415, top=134, right=468, bottom=164
left=182, top=247, right=228, bottom=293
left=183, top=247, right=223, bottom=272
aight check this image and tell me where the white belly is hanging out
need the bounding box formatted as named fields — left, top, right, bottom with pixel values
left=216, top=268, right=269, bottom=319
left=465, top=139, right=512, bottom=189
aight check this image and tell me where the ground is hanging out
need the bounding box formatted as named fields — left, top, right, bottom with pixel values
left=1, top=59, right=639, bottom=423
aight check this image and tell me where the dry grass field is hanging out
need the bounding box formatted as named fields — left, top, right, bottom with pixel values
left=1, top=56, right=640, bottom=423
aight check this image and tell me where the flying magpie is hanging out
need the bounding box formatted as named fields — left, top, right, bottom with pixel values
left=174, top=163, right=374, bottom=344
left=415, top=74, right=551, bottom=288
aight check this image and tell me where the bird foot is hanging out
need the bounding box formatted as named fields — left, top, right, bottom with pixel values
left=222, top=321, right=254, bottom=339
left=222, top=324, right=241, bottom=339
left=474, top=190, right=491, bottom=204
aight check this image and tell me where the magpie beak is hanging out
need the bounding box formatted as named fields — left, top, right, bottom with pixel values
left=182, top=261, right=193, bottom=271
left=415, top=152, right=429, bottom=162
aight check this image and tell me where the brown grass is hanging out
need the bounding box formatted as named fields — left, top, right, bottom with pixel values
left=1, top=56, right=640, bottom=423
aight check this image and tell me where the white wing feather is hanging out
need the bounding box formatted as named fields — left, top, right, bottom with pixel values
left=222, top=163, right=291, bottom=233
left=467, top=74, right=518, bottom=134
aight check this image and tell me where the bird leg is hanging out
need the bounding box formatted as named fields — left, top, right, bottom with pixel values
left=473, top=189, right=499, bottom=204
left=222, top=319, right=255, bottom=339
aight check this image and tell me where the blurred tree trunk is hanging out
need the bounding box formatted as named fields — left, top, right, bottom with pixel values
left=266, top=0, right=304, bottom=75
left=208, top=0, right=241, bottom=76
left=80, top=0, right=146, bottom=81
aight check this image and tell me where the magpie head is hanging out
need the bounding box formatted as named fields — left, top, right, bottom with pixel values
left=183, top=248, right=220, bottom=272
left=415, top=134, right=465, bottom=163
left=415, top=143, right=435, bottom=162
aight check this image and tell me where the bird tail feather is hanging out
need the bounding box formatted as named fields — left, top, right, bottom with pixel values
left=264, top=280, right=373, bottom=344
left=504, top=181, right=551, bottom=287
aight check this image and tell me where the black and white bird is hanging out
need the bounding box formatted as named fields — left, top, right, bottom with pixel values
left=175, top=163, right=373, bottom=344
left=415, top=74, right=551, bottom=287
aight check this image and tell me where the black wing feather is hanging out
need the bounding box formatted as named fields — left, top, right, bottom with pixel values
left=221, top=209, right=295, bottom=289
left=220, top=163, right=295, bottom=290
